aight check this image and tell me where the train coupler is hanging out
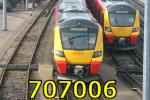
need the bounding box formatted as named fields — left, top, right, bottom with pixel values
left=57, top=74, right=101, bottom=83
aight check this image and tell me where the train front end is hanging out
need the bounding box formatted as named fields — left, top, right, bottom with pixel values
left=104, top=2, right=140, bottom=50
left=53, top=17, right=103, bottom=81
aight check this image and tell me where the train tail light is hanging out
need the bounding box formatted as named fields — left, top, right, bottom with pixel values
left=105, top=27, right=114, bottom=45
left=130, top=35, right=138, bottom=45
left=90, top=61, right=102, bottom=75
left=106, top=34, right=114, bottom=45
left=55, top=60, right=67, bottom=74
left=130, top=27, right=139, bottom=45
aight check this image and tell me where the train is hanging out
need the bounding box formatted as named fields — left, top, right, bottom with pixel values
left=53, top=0, right=103, bottom=81
left=86, top=0, right=140, bottom=50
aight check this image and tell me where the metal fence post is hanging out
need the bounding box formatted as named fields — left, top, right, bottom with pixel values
left=143, top=0, right=150, bottom=100
left=26, top=0, right=28, bottom=10
left=3, top=0, right=7, bottom=31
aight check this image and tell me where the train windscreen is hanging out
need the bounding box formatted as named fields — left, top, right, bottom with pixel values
left=109, top=11, right=136, bottom=27
left=60, top=27, right=98, bottom=50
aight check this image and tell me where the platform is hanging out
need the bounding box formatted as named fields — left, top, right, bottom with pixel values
left=38, top=64, right=55, bottom=100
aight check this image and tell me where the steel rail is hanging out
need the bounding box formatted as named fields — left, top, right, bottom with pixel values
left=129, top=50, right=143, bottom=67
left=109, top=50, right=143, bottom=95
left=119, top=71, right=143, bottom=95
left=0, top=2, right=50, bottom=86
left=26, top=3, right=55, bottom=100
left=0, top=1, right=53, bottom=99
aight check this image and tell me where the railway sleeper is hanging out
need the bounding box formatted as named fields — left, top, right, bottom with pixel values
left=0, top=64, right=38, bottom=70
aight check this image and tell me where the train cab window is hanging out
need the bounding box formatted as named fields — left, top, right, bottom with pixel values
left=109, top=11, right=136, bottom=27
left=60, top=27, right=98, bottom=50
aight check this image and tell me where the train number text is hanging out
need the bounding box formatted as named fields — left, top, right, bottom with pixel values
left=29, top=80, right=117, bottom=99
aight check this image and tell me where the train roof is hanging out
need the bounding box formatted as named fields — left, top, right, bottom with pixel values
left=57, top=0, right=99, bottom=28
left=102, top=1, right=136, bottom=11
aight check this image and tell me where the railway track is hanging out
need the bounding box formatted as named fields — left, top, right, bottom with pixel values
left=28, top=70, right=41, bottom=99
left=0, top=1, right=54, bottom=99
left=109, top=50, right=143, bottom=95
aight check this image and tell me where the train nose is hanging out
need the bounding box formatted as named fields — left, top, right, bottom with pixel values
left=64, top=50, right=93, bottom=64
left=112, top=27, right=133, bottom=37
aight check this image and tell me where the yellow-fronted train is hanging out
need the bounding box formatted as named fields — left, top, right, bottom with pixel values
left=53, top=0, right=103, bottom=81
left=86, top=0, right=140, bottom=50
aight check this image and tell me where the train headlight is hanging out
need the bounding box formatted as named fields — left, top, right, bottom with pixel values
left=132, top=27, right=139, bottom=32
left=105, top=27, right=112, bottom=32
left=93, top=51, right=102, bottom=58
left=55, top=51, right=65, bottom=57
